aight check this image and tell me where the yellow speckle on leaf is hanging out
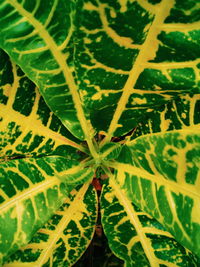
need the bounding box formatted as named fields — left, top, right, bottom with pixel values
left=160, top=119, right=171, bottom=131
left=181, top=113, right=187, bottom=119
left=10, top=208, right=17, bottom=219
left=119, top=0, right=128, bottom=12
left=110, top=9, right=117, bottom=18
left=84, top=38, right=92, bottom=44
left=116, top=169, right=126, bottom=187
left=132, top=97, right=147, bottom=105
left=91, top=92, right=102, bottom=100
left=2, top=84, right=11, bottom=96
left=96, top=36, right=102, bottom=43
left=84, top=79, right=90, bottom=84
left=79, top=90, right=87, bottom=100
left=83, top=2, right=98, bottom=11
left=104, top=192, right=114, bottom=203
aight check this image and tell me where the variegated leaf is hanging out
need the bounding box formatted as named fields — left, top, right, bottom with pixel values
left=101, top=178, right=199, bottom=267
left=3, top=183, right=98, bottom=267
left=131, top=93, right=200, bottom=140
left=0, top=155, right=94, bottom=264
left=0, top=0, right=199, bottom=266
left=110, top=128, right=200, bottom=257
left=0, top=0, right=199, bottom=144
left=0, top=49, right=87, bottom=160
left=99, top=142, right=122, bottom=161
left=74, top=0, right=200, bottom=140
left=0, top=0, right=97, bottom=148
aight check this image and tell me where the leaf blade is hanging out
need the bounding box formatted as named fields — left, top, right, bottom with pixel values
left=111, top=128, right=200, bottom=256
left=103, top=0, right=175, bottom=142
left=4, top=183, right=98, bottom=267
left=0, top=154, right=94, bottom=264
left=73, top=0, right=200, bottom=140
left=101, top=178, right=199, bottom=266
left=0, top=156, right=66, bottom=264
left=0, top=49, right=86, bottom=159
left=0, top=0, right=97, bottom=151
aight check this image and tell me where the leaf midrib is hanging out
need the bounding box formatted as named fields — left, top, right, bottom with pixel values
left=103, top=0, right=175, bottom=143
left=109, top=162, right=200, bottom=199
left=0, top=177, right=61, bottom=213
left=126, top=127, right=200, bottom=143
left=6, top=0, right=98, bottom=158
left=36, top=182, right=92, bottom=266
left=109, top=176, right=159, bottom=267
left=0, top=104, right=87, bottom=154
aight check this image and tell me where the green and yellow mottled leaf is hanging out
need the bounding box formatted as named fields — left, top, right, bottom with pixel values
left=74, top=0, right=200, bottom=140
left=0, top=153, right=95, bottom=265
left=100, top=142, right=122, bottom=161
left=0, top=0, right=199, bottom=266
left=110, top=128, right=200, bottom=257
left=0, top=0, right=97, bottom=150
left=101, top=178, right=199, bottom=267
left=131, top=93, right=200, bottom=140
left=0, top=0, right=199, bottom=143
left=58, top=160, right=95, bottom=187
left=0, top=49, right=87, bottom=160
left=0, top=156, right=68, bottom=264
left=3, top=183, right=98, bottom=267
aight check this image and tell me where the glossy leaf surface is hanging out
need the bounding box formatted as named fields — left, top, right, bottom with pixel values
left=74, top=0, right=200, bottom=140
left=0, top=0, right=95, bottom=141
left=132, top=93, right=200, bottom=140
left=0, top=0, right=199, bottom=266
left=0, top=49, right=86, bottom=160
left=0, top=156, right=67, bottom=264
left=101, top=179, right=199, bottom=266
left=3, top=183, right=98, bottom=267
left=0, top=153, right=96, bottom=264
left=111, top=128, right=200, bottom=257
left=0, top=0, right=199, bottom=142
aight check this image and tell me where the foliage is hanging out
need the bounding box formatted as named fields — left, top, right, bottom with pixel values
left=0, top=0, right=199, bottom=266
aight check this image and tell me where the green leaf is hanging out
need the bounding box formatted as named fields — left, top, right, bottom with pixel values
left=0, top=1, right=199, bottom=266
left=110, top=128, right=200, bottom=257
left=73, top=0, right=200, bottom=140
left=100, top=142, right=122, bottom=161
left=0, top=49, right=86, bottom=160
left=0, top=148, right=95, bottom=264
left=0, top=156, right=77, bottom=264
left=0, top=27, right=97, bottom=266
left=131, top=93, right=200, bottom=140
left=3, top=183, right=98, bottom=267
left=58, top=160, right=95, bottom=186
left=101, top=178, right=199, bottom=266
left=0, top=0, right=97, bottom=145
left=0, top=0, right=199, bottom=143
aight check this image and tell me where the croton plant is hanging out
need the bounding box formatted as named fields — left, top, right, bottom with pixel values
left=0, top=0, right=199, bottom=266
